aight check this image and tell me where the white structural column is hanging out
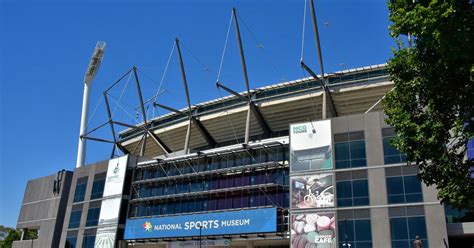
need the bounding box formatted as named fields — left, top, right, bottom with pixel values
left=76, top=41, right=106, bottom=168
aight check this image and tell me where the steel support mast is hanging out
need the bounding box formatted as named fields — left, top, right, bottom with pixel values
left=76, top=41, right=106, bottom=168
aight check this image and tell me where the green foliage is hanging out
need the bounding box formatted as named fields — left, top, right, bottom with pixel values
left=384, top=0, right=474, bottom=208
left=2, top=230, right=20, bottom=248
left=0, top=228, right=37, bottom=248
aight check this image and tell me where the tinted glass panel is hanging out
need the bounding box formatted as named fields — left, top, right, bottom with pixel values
left=90, top=178, right=105, bottom=199
left=68, top=209, right=82, bottom=229
left=86, top=207, right=101, bottom=227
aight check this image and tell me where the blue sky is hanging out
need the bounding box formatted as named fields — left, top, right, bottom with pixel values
left=0, top=0, right=394, bottom=228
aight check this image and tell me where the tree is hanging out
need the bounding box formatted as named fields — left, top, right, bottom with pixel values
left=2, top=230, right=20, bottom=248
left=384, top=0, right=474, bottom=208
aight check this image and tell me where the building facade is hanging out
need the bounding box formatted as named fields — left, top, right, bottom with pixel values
left=13, top=64, right=474, bottom=247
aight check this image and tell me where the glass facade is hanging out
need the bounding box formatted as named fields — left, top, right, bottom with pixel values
left=337, top=210, right=372, bottom=248
left=336, top=179, right=369, bottom=207
left=386, top=175, right=422, bottom=204
left=334, top=131, right=367, bottom=169
left=90, top=173, right=106, bottom=200
left=129, top=144, right=289, bottom=218
left=337, top=219, right=372, bottom=248
left=390, top=216, right=428, bottom=248
left=382, top=128, right=407, bottom=164
left=335, top=171, right=369, bottom=207
left=73, top=177, right=88, bottom=203
left=82, top=235, right=96, bottom=248
left=85, top=207, right=101, bottom=227
left=65, top=235, right=77, bottom=248
left=68, top=209, right=82, bottom=229
left=445, top=205, right=474, bottom=223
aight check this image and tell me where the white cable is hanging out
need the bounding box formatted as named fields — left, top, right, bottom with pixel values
left=155, top=42, right=176, bottom=100
left=108, top=95, right=138, bottom=123
left=111, top=72, right=133, bottom=117
left=85, top=94, right=104, bottom=129
left=216, top=11, right=234, bottom=82
left=300, top=0, right=308, bottom=61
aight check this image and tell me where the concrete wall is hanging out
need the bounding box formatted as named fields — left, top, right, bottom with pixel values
left=59, top=159, right=108, bottom=248
left=14, top=170, right=72, bottom=248
left=329, top=111, right=448, bottom=248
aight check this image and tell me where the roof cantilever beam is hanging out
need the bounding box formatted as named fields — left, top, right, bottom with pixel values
left=153, top=102, right=217, bottom=148
left=300, top=61, right=337, bottom=117
left=216, top=81, right=272, bottom=137
left=249, top=102, right=271, bottom=136
left=192, top=117, right=217, bottom=148
left=113, top=121, right=172, bottom=155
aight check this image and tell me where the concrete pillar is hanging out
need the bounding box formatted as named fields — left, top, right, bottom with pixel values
left=370, top=207, right=392, bottom=248
left=246, top=241, right=254, bottom=248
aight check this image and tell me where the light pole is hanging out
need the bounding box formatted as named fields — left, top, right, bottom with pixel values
left=197, top=224, right=202, bottom=248
left=342, top=219, right=351, bottom=247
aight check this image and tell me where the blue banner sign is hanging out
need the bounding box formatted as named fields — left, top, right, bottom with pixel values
left=124, top=208, right=277, bottom=239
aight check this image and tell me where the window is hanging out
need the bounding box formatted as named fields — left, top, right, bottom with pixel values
left=85, top=207, right=101, bottom=227
left=82, top=235, right=96, bottom=248
left=68, top=209, right=82, bottom=229
left=445, top=205, right=474, bottom=223
left=65, top=233, right=77, bottom=248
left=334, top=131, right=367, bottom=169
left=90, top=173, right=106, bottom=199
left=336, top=171, right=369, bottom=207
left=386, top=166, right=423, bottom=204
left=389, top=206, right=428, bottom=248
left=382, top=128, right=407, bottom=164
left=73, top=177, right=88, bottom=203
left=337, top=210, right=372, bottom=248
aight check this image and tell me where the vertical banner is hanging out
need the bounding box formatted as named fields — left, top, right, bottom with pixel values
left=290, top=120, right=333, bottom=172
left=95, top=155, right=129, bottom=248
left=291, top=212, right=336, bottom=248
left=291, top=174, right=334, bottom=209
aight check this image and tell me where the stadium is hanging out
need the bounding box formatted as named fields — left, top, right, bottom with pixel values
left=12, top=4, right=473, bottom=248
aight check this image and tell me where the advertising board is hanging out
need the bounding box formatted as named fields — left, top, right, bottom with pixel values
left=291, top=173, right=334, bottom=209
left=290, top=120, right=333, bottom=172
left=103, top=155, right=128, bottom=197
left=168, top=239, right=231, bottom=248
left=124, top=208, right=277, bottom=239
left=291, top=212, right=336, bottom=248
left=94, top=155, right=129, bottom=248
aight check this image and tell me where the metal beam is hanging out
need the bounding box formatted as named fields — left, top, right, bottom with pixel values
left=80, top=136, right=116, bottom=144
left=309, top=0, right=325, bottom=78
left=133, top=66, right=148, bottom=156
left=153, top=103, right=185, bottom=115
left=104, top=68, right=133, bottom=93
left=301, top=61, right=337, bottom=117
left=176, top=38, right=193, bottom=154
left=216, top=81, right=247, bottom=100
left=147, top=130, right=172, bottom=155
left=104, top=93, right=119, bottom=157
left=249, top=102, right=272, bottom=136
left=192, top=117, right=217, bottom=148
left=113, top=121, right=172, bottom=155
left=232, top=7, right=251, bottom=97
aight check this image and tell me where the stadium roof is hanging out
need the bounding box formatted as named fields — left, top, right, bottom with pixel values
left=118, top=63, right=392, bottom=158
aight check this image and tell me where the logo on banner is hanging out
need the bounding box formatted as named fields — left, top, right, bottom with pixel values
left=292, top=125, right=307, bottom=134
left=143, top=222, right=153, bottom=232
left=113, top=163, right=120, bottom=174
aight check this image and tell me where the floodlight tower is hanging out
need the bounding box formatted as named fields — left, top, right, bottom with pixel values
left=76, top=41, right=106, bottom=168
